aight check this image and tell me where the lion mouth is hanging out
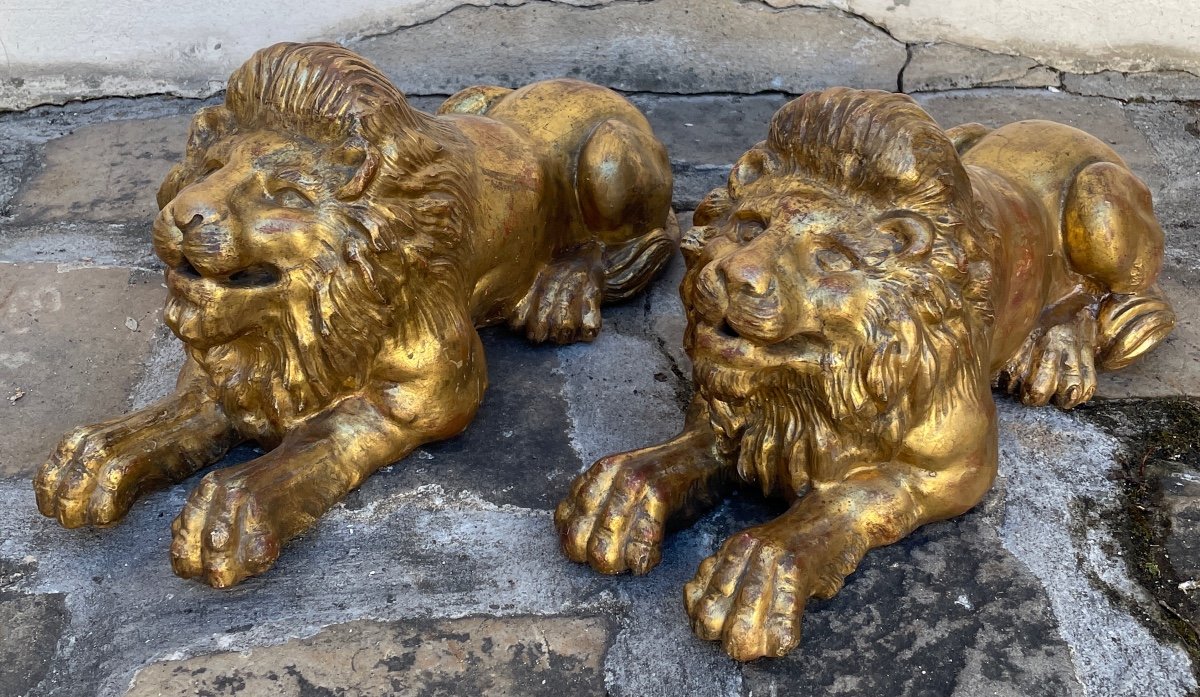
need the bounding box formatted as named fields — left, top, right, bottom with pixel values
left=173, top=260, right=282, bottom=289
left=690, top=319, right=827, bottom=374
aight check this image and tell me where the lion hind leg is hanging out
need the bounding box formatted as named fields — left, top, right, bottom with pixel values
left=509, top=113, right=674, bottom=343
left=1000, top=308, right=1099, bottom=409
left=945, top=122, right=992, bottom=154
left=576, top=118, right=676, bottom=301
left=1063, top=161, right=1164, bottom=294
left=509, top=242, right=606, bottom=344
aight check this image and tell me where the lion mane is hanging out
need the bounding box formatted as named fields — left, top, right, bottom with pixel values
left=687, top=88, right=998, bottom=494
left=157, top=43, right=476, bottom=431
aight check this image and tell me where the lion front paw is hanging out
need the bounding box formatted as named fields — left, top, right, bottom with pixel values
left=170, top=469, right=281, bottom=588
left=34, top=425, right=152, bottom=528
left=683, top=529, right=812, bottom=661
left=555, top=452, right=671, bottom=575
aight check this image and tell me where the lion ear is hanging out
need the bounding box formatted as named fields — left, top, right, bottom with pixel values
left=158, top=106, right=235, bottom=207
left=680, top=223, right=722, bottom=265
left=692, top=187, right=730, bottom=228
left=728, top=144, right=778, bottom=200
left=333, top=136, right=381, bottom=201
left=185, top=106, right=235, bottom=157
left=876, top=211, right=935, bottom=259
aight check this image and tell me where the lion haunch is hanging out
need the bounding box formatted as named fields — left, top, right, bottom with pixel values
left=33, top=42, right=676, bottom=588
left=555, top=87, right=1174, bottom=661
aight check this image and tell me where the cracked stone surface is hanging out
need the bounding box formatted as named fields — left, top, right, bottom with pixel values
left=351, top=0, right=906, bottom=96
left=1064, top=71, right=1200, bottom=103
left=125, top=615, right=615, bottom=696
left=3, top=26, right=1200, bottom=697
left=903, top=43, right=1061, bottom=93
left=5, top=0, right=1200, bottom=111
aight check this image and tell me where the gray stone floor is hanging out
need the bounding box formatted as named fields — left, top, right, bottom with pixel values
left=4, top=6, right=1200, bottom=695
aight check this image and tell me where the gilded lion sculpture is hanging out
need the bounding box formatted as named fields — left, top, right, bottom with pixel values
left=34, top=42, right=676, bottom=587
left=556, top=87, right=1174, bottom=660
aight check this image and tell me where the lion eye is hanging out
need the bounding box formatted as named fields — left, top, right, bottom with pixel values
left=814, top=247, right=855, bottom=273
left=273, top=187, right=313, bottom=209
left=735, top=219, right=767, bottom=242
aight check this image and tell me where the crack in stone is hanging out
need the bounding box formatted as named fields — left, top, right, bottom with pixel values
left=899, top=42, right=914, bottom=93
left=347, top=0, right=659, bottom=44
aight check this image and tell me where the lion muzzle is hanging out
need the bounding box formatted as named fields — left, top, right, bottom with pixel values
left=155, top=197, right=253, bottom=283
left=693, top=248, right=797, bottom=346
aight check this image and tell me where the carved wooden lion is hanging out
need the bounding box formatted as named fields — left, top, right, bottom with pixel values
left=34, top=42, right=676, bottom=587
left=556, top=87, right=1174, bottom=660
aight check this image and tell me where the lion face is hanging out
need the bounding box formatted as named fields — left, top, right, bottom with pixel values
left=675, top=88, right=996, bottom=494
left=680, top=156, right=981, bottom=494
left=155, top=129, right=377, bottom=349
left=683, top=181, right=937, bottom=403
left=145, top=42, right=472, bottom=438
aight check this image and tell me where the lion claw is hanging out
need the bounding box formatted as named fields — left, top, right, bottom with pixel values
left=170, top=470, right=281, bottom=588
left=1001, top=312, right=1097, bottom=410
left=512, top=248, right=605, bottom=345
left=34, top=426, right=148, bottom=528
left=683, top=528, right=807, bottom=661
left=555, top=453, right=670, bottom=576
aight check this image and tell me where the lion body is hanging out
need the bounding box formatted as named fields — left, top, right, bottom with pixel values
left=960, top=119, right=1166, bottom=375
left=149, top=50, right=676, bottom=441
left=36, top=43, right=677, bottom=588
left=681, top=91, right=1173, bottom=499
left=438, top=78, right=674, bottom=325
left=556, top=88, right=1174, bottom=660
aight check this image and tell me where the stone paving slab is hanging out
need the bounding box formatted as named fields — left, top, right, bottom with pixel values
left=903, top=43, right=1061, bottom=93
left=0, top=249, right=1197, bottom=696
left=126, top=615, right=614, bottom=697
left=2, top=79, right=1200, bottom=697
left=351, top=0, right=906, bottom=97
left=1064, top=71, right=1200, bottom=103
left=0, top=263, right=166, bottom=478
left=10, top=116, right=191, bottom=226
left=1, top=345, right=1195, bottom=697
left=0, top=585, right=66, bottom=697
left=1124, top=101, right=1200, bottom=271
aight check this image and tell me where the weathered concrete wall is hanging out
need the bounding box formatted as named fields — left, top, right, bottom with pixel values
left=0, top=0, right=609, bottom=110
left=777, top=0, right=1200, bottom=74
left=2, top=0, right=1200, bottom=110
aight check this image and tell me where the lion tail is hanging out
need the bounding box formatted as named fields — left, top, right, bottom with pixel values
left=1096, top=285, right=1176, bottom=371
left=601, top=210, right=681, bottom=303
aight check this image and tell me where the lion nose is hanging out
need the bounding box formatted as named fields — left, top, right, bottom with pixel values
left=179, top=213, right=205, bottom=232
left=714, top=256, right=794, bottom=345
left=166, top=195, right=242, bottom=278
left=173, top=193, right=221, bottom=231
left=721, top=256, right=775, bottom=300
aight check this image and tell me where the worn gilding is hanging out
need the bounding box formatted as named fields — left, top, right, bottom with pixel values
left=556, top=88, right=1174, bottom=660
left=34, top=42, right=675, bottom=587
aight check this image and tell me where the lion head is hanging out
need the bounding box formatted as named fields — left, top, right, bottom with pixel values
left=681, top=88, right=996, bottom=495
left=152, top=42, right=474, bottom=436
